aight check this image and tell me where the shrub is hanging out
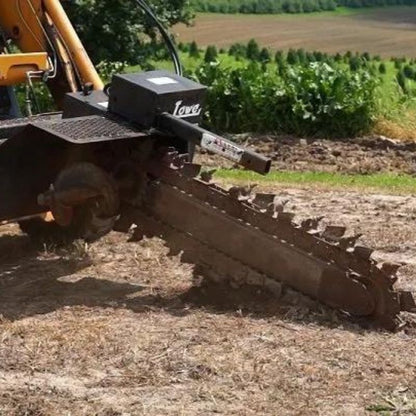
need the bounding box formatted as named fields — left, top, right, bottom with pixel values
left=287, top=49, right=299, bottom=65
left=97, top=61, right=127, bottom=81
left=204, top=45, right=218, bottom=63
left=403, top=65, right=415, bottom=79
left=259, top=47, right=271, bottom=63
left=378, top=63, right=387, bottom=74
left=247, top=39, right=260, bottom=61
left=189, top=41, right=200, bottom=58
left=195, top=61, right=379, bottom=137
left=396, top=70, right=407, bottom=94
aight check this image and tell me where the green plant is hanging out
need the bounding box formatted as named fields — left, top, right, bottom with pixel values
left=195, top=60, right=379, bottom=137
left=204, top=45, right=218, bottom=63
left=247, top=39, right=260, bottom=61
left=97, top=61, right=127, bottom=81
left=259, top=48, right=271, bottom=63
left=189, top=41, right=200, bottom=58
left=64, top=0, right=193, bottom=65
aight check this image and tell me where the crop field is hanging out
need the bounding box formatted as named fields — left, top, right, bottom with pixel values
left=175, top=7, right=416, bottom=57
left=1, top=137, right=416, bottom=415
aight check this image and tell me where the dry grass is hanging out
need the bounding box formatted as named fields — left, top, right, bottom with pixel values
left=175, top=8, right=416, bottom=57
left=374, top=117, right=416, bottom=142
left=0, top=180, right=416, bottom=414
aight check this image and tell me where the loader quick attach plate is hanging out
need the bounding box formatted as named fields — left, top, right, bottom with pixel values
left=29, top=115, right=147, bottom=144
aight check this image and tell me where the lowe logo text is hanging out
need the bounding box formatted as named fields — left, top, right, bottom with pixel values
left=173, top=100, right=202, bottom=118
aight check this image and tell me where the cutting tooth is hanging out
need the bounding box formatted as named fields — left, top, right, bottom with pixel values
left=132, top=228, right=145, bottom=242
left=229, top=185, right=256, bottom=201
left=278, top=212, right=296, bottom=223
left=200, top=169, right=216, bottom=183
left=267, top=198, right=289, bottom=217
left=229, top=186, right=244, bottom=200
left=182, top=163, right=202, bottom=178
left=301, top=216, right=324, bottom=231
left=172, top=154, right=189, bottom=168
left=354, top=246, right=374, bottom=260
left=339, top=234, right=362, bottom=249
left=322, top=226, right=347, bottom=242
left=301, top=218, right=315, bottom=231
left=237, top=184, right=257, bottom=201
left=381, top=262, right=401, bottom=277
left=162, top=151, right=180, bottom=165
left=252, top=193, right=276, bottom=209
left=113, top=216, right=134, bottom=233
left=168, top=246, right=182, bottom=257
left=399, top=291, right=416, bottom=312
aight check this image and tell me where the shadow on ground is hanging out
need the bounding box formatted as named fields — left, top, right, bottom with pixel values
left=0, top=232, right=368, bottom=332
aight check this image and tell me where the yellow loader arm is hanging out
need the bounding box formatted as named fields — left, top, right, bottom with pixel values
left=0, top=0, right=103, bottom=105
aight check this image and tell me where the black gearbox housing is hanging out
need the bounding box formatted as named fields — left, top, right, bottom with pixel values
left=108, top=70, right=207, bottom=128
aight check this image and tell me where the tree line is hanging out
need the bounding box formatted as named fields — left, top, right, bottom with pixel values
left=191, top=0, right=416, bottom=14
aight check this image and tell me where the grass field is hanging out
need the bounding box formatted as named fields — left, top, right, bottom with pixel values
left=175, top=7, right=416, bottom=58
left=215, top=169, right=416, bottom=194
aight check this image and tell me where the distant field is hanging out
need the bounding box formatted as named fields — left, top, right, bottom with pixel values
left=175, top=7, right=416, bottom=57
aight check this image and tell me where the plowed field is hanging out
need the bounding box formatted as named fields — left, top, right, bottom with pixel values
left=175, top=8, right=416, bottom=57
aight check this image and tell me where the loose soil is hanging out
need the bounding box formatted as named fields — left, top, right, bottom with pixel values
left=1, top=136, right=416, bottom=415
left=198, top=134, right=416, bottom=174
left=175, top=8, right=416, bottom=57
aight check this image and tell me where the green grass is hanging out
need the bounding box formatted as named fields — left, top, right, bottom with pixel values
left=215, top=169, right=416, bottom=193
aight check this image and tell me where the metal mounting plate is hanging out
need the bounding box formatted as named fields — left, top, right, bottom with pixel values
left=29, top=115, right=147, bottom=144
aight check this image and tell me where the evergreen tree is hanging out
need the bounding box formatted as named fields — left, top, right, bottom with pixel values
left=349, top=56, right=361, bottom=71
left=275, top=50, right=285, bottom=65
left=297, top=48, right=307, bottom=64
left=396, top=70, right=407, bottom=94
left=204, top=45, right=218, bottom=63
left=247, top=39, right=260, bottom=61
left=378, top=63, right=387, bottom=74
left=403, top=65, right=415, bottom=79
left=189, top=41, right=200, bottom=58
left=287, top=49, right=299, bottom=65
left=259, top=47, right=271, bottom=63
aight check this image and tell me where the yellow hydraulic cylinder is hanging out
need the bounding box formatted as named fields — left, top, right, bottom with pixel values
left=42, top=0, right=103, bottom=90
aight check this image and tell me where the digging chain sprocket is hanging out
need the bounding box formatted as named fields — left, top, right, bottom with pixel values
left=117, top=154, right=416, bottom=331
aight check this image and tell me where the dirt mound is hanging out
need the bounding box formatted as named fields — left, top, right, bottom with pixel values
left=198, top=134, right=416, bottom=175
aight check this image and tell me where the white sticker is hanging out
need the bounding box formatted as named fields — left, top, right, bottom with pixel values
left=201, top=133, right=244, bottom=163
left=147, top=77, right=178, bottom=86
left=98, top=101, right=109, bottom=109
